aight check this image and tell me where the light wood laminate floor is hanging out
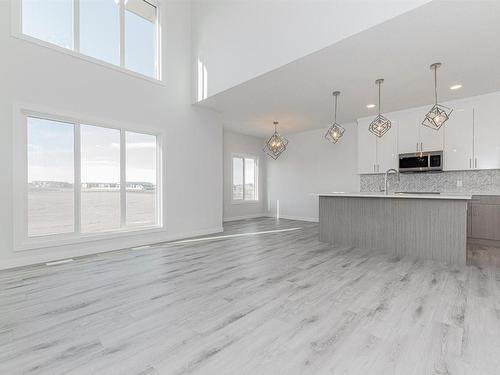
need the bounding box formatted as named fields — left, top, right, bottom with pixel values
left=1, top=218, right=499, bottom=375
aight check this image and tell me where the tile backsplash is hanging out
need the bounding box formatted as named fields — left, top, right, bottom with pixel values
left=360, top=169, right=500, bottom=194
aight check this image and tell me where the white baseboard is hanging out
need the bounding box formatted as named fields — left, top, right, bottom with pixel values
left=0, top=226, right=223, bottom=271
left=274, top=214, right=319, bottom=223
left=223, top=213, right=267, bottom=222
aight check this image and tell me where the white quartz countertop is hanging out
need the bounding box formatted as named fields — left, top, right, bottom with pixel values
left=318, top=192, right=472, bottom=200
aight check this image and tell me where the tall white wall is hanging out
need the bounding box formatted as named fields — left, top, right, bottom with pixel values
left=267, top=124, right=359, bottom=221
left=0, top=0, right=223, bottom=269
left=191, top=0, right=430, bottom=98
left=223, top=130, right=267, bottom=221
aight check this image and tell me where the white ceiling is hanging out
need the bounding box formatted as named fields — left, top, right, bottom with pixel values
left=195, top=0, right=500, bottom=138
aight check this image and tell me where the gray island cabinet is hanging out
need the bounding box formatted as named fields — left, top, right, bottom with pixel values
left=319, top=193, right=471, bottom=266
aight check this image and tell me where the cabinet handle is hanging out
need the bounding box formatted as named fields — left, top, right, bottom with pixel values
left=421, top=142, right=423, bottom=151
left=475, top=158, right=478, bottom=168
left=416, top=142, right=419, bottom=151
left=469, top=158, right=472, bottom=169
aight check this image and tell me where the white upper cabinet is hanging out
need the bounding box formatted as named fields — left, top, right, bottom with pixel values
left=357, top=117, right=398, bottom=174
left=376, top=120, right=398, bottom=172
left=357, top=91, right=500, bottom=174
left=443, top=104, right=474, bottom=171
left=357, top=118, right=378, bottom=174
left=473, top=92, right=500, bottom=170
left=395, top=109, right=420, bottom=154
left=394, top=106, right=443, bottom=153
left=419, top=117, right=444, bottom=152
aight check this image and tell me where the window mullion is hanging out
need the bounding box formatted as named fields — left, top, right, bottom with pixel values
left=73, top=0, right=80, bottom=51
left=242, top=157, right=246, bottom=201
left=74, top=123, right=81, bottom=234
left=156, top=135, right=161, bottom=226
left=119, top=0, right=125, bottom=68
left=120, top=130, right=127, bottom=228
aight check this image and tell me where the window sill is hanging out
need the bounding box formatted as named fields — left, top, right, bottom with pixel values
left=15, top=225, right=165, bottom=252
left=11, top=32, right=164, bottom=86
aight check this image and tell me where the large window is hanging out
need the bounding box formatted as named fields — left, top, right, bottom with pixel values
left=80, top=124, right=121, bottom=233
left=20, top=0, right=159, bottom=79
left=80, top=0, right=120, bottom=66
left=126, top=131, right=157, bottom=227
left=27, top=117, right=75, bottom=237
left=232, top=156, right=258, bottom=202
left=25, top=113, right=160, bottom=240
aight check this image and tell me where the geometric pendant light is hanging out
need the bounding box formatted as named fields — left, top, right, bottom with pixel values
left=263, top=121, right=289, bottom=160
left=368, top=78, right=392, bottom=138
left=324, top=91, right=345, bottom=144
left=422, top=62, right=453, bottom=130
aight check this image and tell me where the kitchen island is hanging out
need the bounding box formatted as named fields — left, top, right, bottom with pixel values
left=319, top=192, right=472, bottom=266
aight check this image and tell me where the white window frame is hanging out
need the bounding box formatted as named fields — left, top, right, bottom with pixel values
left=231, top=154, right=259, bottom=204
left=10, top=0, right=162, bottom=83
left=13, top=103, right=164, bottom=252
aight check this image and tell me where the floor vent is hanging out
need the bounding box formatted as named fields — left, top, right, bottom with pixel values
left=131, top=245, right=152, bottom=250
left=46, top=259, right=74, bottom=266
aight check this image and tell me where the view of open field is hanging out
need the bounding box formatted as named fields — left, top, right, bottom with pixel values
left=28, top=190, right=156, bottom=237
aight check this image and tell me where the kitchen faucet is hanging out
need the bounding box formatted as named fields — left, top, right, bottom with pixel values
left=384, top=168, right=400, bottom=195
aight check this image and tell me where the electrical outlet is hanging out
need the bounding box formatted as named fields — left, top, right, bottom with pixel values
left=456, top=180, right=463, bottom=187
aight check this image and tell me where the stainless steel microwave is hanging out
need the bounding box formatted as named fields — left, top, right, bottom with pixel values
left=399, top=151, right=443, bottom=172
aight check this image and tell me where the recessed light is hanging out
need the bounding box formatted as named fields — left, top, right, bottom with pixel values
left=366, top=104, right=376, bottom=108
left=450, top=84, right=462, bottom=90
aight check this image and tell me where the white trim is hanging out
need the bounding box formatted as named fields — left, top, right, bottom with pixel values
left=0, top=226, right=224, bottom=271
left=272, top=214, right=319, bottom=223
left=119, top=0, right=125, bottom=68
left=223, top=213, right=267, bottom=222
left=74, top=123, right=81, bottom=233
left=18, top=226, right=165, bottom=252
left=10, top=0, right=163, bottom=85
left=155, top=133, right=163, bottom=227
left=120, top=129, right=126, bottom=228
left=74, top=0, right=80, bottom=51
left=170, top=227, right=301, bottom=244
left=12, top=102, right=164, bottom=252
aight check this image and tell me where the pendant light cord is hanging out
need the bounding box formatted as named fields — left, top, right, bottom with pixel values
left=434, top=65, right=438, bottom=105
left=334, top=94, right=338, bottom=122
left=378, top=81, right=381, bottom=115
